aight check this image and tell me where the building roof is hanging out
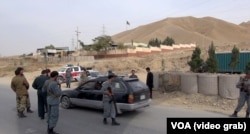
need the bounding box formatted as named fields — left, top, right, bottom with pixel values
left=37, top=47, right=69, bottom=51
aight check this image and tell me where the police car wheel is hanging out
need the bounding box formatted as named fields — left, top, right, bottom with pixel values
left=61, top=96, right=71, bottom=109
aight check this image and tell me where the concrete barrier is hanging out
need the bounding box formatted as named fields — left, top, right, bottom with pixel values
left=181, top=73, right=198, bottom=94
left=158, top=72, right=181, bottom=92
left=198, top=73, right=218, bottom=95
left=218, top=74, right=240, bottom=99
left=153, top=72, right=160, bottom=90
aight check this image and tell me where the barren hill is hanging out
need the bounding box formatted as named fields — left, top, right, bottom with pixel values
left=240, top=21, right=250, bottom=29
left=112, top=16, right=250, bottom=50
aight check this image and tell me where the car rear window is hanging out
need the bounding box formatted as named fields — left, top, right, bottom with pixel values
left=127, top=80, right=148, bottom=92
left=112, top=82, right=126, bottom=92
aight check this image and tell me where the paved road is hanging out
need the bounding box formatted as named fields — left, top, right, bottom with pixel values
left=0, top=84, right=227, bottom=134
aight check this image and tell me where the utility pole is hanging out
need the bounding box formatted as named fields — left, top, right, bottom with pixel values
left=75, top=27, right=81, bottom=51
left=72, top=38, right=74, bottom=51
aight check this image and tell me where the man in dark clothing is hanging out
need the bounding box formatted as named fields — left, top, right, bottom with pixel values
left=65, top=68, right=72, bottom=88
left=44, top=69, right=51, bottom=113
left=146, top=67, right=153, bottom=99
left=32, top=70, right=50, bottom=119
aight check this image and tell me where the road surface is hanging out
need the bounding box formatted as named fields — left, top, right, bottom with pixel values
left=0, top=84, right=227, bottom=134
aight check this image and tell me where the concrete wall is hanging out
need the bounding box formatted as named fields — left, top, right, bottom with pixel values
left=38, top=56, right=94, bottom=63
left=83, top=43, right=196, bottom=58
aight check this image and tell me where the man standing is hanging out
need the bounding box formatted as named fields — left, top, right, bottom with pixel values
left=44, top=71, right=61, bottom=134
left=101, top=74, right=120, bottom=126
left=44, top=69, right=51, bottom=113
left=32, top=70, right=49, bottom=119
left=146, top=67, right=153, bottom=99
left=65, top=68, right=72, bottom=88
left=231, top=71, right=250, bottom=118
left=129, top=70, right=138, bottom=78
left=79, top=70, right=88, bottom=86
left=11, top=67, right=33, bottom=118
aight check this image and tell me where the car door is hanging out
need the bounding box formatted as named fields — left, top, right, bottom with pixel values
left=91, top=81, right=104, bottom=109
left=112, top=80, right=127, bottom=103
left=75, top=81, right=96, bottom=107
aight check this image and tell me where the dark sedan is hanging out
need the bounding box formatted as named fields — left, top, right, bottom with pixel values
left=60, top=76, right=151, bottom=113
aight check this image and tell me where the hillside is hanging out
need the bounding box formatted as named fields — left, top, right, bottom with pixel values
left=112, top=16, right=250, bottom=50
left=240, top=21, right=250, bottom=29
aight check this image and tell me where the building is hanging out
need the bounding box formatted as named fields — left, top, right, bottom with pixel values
left=36, top=47, right=73, bottom=57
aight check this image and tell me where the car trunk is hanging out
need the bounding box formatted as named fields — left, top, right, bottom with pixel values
left=127, top=80, right=150, bottom=103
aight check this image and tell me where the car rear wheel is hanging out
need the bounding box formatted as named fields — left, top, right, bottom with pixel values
left=61, top=96, right=72, bottom=109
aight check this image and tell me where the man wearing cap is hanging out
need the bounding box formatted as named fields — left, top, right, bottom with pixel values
left=230, top=71, right=250, bottom=118
left=101, top=74, right=120, bottom=126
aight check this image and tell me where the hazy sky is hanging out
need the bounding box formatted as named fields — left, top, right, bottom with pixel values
left=0, top=0, right=250, bottom=56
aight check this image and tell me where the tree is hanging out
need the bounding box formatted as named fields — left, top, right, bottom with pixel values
left=148, top=38, right=161, bottom=47
left=79, top=40, right=84, bottom=48
left=229, top=45, right=240, bottom=73
left=45, top=44, right=55, bottom=49
left=188, top=47, right=203, bottom=72
left=162, top=36, right=175, bottom=46
left=206, top=41, right=218, bottom=73
left=117, top=43, right=127, bottom=49
left=245, top=60, right=250, bottom=73
left=92, top=35, right=113, bottom=52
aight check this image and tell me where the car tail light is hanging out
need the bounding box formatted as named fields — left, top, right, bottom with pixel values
left=128, top=94, right=134, bottom=103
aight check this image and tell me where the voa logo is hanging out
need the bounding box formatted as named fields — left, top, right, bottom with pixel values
left=171, top=122, right=192, bottom=129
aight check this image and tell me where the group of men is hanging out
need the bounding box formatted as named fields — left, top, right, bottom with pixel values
left=11, top=67, right=61, bottom=134
left=10, top=66, right=154, bottom=133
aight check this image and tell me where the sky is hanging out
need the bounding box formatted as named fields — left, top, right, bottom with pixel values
left=0, top=0, right=250, bottom=56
